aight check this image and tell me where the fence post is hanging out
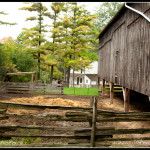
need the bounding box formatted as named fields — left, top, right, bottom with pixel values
left=89, top=96, right=94, bottom=127
left=61, top=85, right=63, bottom=95
left=123, top=87, right=130, bottom=112
left=44, top=80, right=46, bottom=95
left=87, top=85, right=89, bottom=96
left=97, top=77, right=100, bottom=93
left=110, top=82, right=114, bottom=104
left=102, top=79, right=105, bottom=96
left=90, top=96, right=97, bottom=147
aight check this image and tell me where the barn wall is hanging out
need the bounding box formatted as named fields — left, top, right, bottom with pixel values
left=98, top=3, right=150, bottom=96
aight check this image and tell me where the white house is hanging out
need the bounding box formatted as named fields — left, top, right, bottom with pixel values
left=69, top=61, right=99, bottom=87
left=70, top=73, right=98, bottom=87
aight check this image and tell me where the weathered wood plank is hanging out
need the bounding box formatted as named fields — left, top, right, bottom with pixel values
left=0, top=102, right=92, bottom=111
left=0, top=109, right=7, bottom=114
left=0, top=124, right=91, bottom=131
left=123, top=87, right=130, bottom=112
left=98, top=3, right=150, bottom=97
left=0, top=143, right=90, bottom=148
left=90, top=97, right=97, bottom=147
left=110, top=82, right=114, bottom=104
left=0, top=142, right=110, bottom=147
left=98, top=136, right=150, bottom=142
left=102, top=79, right=105, bottom=96
left=5, top=113, right=91, bottom=122
left=0, top=133, right=91, bottom=139
left=97, top=110, right=150, bottom=115
left=96, top=128, right=150, bottom=135
left=96, top=117, right=150, bottom=122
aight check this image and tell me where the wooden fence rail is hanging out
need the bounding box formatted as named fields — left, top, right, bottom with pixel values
left=0, top=82, right=63, bottom=95
left=1, top=96, right=150, bottom=147
left=0, top=96, right=113, bottom=147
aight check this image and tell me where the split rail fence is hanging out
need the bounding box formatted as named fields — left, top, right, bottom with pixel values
left=0, top=82, right=63, bottom=95
left=0, top=96, right=150, bottom=147
left=0, top=96, right=112, bottom=147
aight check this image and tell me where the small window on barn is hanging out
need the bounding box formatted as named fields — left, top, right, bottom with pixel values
left=86, top=80, right=88, bottom=83
left=80, top=78, right=82, bottom=83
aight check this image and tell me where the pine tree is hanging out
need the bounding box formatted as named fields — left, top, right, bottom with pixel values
left=56, top=2, right=98, bottom=87
left=48, top=2, right=65, bottom=84
left=0, top=11, right=16, bottom=25
left=19, top=2, right=50, bottom=80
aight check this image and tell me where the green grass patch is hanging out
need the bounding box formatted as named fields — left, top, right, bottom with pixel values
left=63, top=87, right=102, bottom=96
left=105, top=87, right=123, bottom=92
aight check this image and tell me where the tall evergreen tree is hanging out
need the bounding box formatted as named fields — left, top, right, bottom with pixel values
left=56, top=2, right=98, bottom=87
left=19, top=2, right=50, bottom=80
left=0, top=11, right=16, bottom=25
left=48, top=2, right=64, bottom=84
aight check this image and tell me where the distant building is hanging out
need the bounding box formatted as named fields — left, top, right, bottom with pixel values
left=69, top=61, right=98, bottom=87
left=70, top=73, right=98, bottom=87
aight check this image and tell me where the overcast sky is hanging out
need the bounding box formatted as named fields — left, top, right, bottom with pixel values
left=0, top=2, right=102, bottom=40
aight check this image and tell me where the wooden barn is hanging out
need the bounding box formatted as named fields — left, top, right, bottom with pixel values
left=98, top=3, right=150, bottom=111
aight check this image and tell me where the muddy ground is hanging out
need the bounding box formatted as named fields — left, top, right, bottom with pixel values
left=0, top=91, right=150, bottom=147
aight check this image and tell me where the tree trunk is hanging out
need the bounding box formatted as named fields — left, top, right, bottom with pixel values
left=64, top=67, right=66, bottom=82
left=38, top=52, right=40, bottom=80
left=72, top=3, right=77, bottom=88
left=50, top=65, right=54, bottom=84
left=67, top=66, right=70, bottom=87
left=38, top=3, right=42, bottom=81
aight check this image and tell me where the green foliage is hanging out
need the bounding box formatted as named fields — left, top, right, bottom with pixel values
left=57, top=2, right=98, bottom=73
left=1, top=38, right=37, bottom=82
left=0, top=11, right=16, bottom=25
left=90, top=2, right=124, bottom=53
left=19, top=2, right=50, bottom=80
left=0, top=42, right=17, bottom=80
left=2, top=2, right=117, bottom=83
left=94, top=2, right=123, bottom=32
left=12, top=122, right=41, bottom=145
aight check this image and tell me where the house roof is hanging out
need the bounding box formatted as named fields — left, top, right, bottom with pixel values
left=85, top=74, right=98, bottom=81
left=70, top=73, right=98, bottom=81
left=70, top=73, right=81, bottom=78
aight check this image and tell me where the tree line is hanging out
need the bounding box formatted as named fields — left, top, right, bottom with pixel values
left=0, top=2, right=123, bottom=85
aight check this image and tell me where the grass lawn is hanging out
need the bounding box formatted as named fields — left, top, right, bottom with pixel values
left=63, top=87, right=101, bottom=96
left=63, top=86, right=122, bottom=96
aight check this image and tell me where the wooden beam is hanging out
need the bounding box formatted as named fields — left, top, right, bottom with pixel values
left=90, top=97, right=97, bottom=147
left=35, top=72, right=36, bottom=84
left=102, top=79, right=105, bottom=96
left=122, top=87, right=130, bottom=112
left=31, top=74, right=33, bottom=83
left=6, top=72, right=36, bottom=75
left=97, top=77, right=100, bottom=93
left=89, top=96, right=94, bottom=127
left=110, top=82, right=114, bottom=104
left=0, top=102, right=92, bottom=112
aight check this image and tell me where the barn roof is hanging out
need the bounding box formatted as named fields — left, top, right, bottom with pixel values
left=98, top=3, right=126, bottom=39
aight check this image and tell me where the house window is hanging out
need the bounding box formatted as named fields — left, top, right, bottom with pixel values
left=80, top=78, right=82, bottom=83
left=86, top=80, right=88, bottom=83
left=77, top=77, right=79, bottom=85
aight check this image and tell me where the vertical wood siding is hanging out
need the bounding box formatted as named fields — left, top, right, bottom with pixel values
left=98, top=3, right=150, bottom=97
